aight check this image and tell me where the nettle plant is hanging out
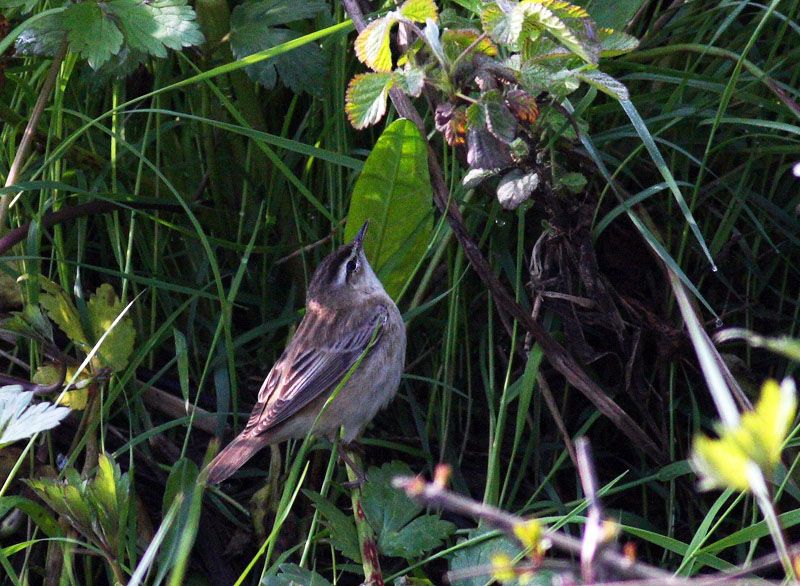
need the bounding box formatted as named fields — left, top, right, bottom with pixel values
left=345, top=0, right=638, bottom=209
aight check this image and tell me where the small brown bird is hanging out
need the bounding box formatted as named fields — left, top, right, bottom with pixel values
left=205, top=221, right=406, bottom=484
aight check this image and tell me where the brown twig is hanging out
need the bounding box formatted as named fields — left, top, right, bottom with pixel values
left=0, top=39, right=68, bottom=234
left=392, top=473, right=675, bottom=582
left=339, top=0, right=664, bottom=463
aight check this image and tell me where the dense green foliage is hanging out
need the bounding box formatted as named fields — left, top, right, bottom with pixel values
left=0, top=0, right=799, bottom=584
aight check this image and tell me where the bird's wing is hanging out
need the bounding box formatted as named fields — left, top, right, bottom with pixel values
left=242, top=305, right=388, bottom=438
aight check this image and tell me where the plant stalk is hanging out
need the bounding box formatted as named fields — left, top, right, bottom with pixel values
left=343, top=445, right=384, bottom=586
left=0, top=38, right=68, bottom=235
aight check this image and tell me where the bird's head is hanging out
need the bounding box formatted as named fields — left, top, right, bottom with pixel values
left=307, top=220, right=385, bottom=306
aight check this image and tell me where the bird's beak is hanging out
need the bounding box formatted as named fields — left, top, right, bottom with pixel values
left=352, top=220, right=369, bottom=251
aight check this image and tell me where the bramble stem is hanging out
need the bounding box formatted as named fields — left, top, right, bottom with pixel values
left=342, top=445, right=384, bottom=586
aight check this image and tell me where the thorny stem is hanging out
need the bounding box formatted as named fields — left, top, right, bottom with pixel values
left=0, top=38, right=68, bottom=235
left=343, top=445, right=384, bottom=586
left=393, top=474, right=676, bottom=582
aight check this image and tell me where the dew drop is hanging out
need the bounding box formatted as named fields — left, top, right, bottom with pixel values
left=711, top=264, right=719, bottom=273
left=793, top=162, right=800, bottom=177
left=715, top=318, right=724, bottom=329
left=495, top=218, right=507, bottom=227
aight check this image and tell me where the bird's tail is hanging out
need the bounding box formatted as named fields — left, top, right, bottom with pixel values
left=204, top=435, right=265, bottom=484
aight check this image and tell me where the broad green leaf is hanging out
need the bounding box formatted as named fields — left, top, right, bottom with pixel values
left=449, top=529, right=519, bottom=586
left=575, top=0, right=645, bottom=30
left=345, top=119, right=434, bottom=300
left=577, top=69, right=629, bottom=100
left=230, top=0, right=328, bottom=95
left=355, top=14, right=397, bottom=72
left=304, top=490, right=361, bottom=563
left=345, top=72, right=395, bottom=129
left=399, top=0, right=438, bottom=22
left=90, top=454, right=123, bottom=549
left=63, top=3, right=124, bottom=69
left=598, top=28, right=639, bottom=57
left=86, top=283, right=136, bottom=372
left=27, top=476, right=93, bottom=535
left=262, top=564, right=332, bottom=586
left=0, top=386, right=70, bottom=447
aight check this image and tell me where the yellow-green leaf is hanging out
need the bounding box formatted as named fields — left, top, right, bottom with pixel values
left=32, top=363, right=90, bottom=410
left=738, top=379, right=797, bottom=468
left=691, top=434, right=751, bottom=492
left=517, top=0, right=598, bottom=64
left=598, top=28, right=639, bottom=57
left=399, top=0, right=437, bottom=22
left=39, top=278, right=86, bottom=347
left=86, top=284, right=136, bottom=373
left=355, top=14, right=397, bottom=72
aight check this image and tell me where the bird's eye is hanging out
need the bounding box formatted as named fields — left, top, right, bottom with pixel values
left=346, top=259, right=357, bottom=273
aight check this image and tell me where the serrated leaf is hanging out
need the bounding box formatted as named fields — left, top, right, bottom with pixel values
left=63, top=3, right=124, bottom=69
left=230, top=0, right=327, bottom=95
left=0, top=386, right=71, bottom=448
left=144, top=0, right=205, bottom=50
left=90, top=454, right=121, bottom=548
left=466, top=127, right=514, bottom=170
left=107, top=0, right=206, bottom=58
left=86, top=284, right=136, bottom=372
left=516, top=0, right=598, bottom=64
left=449, top=529, right=520, bottom=586
left=0, top=304, right=54, bottom=344
left=480, top=3, right=524, bottom=45
left=345, top=119, right=433, bottom=300
left=304, top=490, right=361, bottom=563
left=345, top=72, right=394, bottom=129
left=558, top=171, right=587, bottom=193
left=520, top=63, right=580, bottom=96
left=482, top=93, right=518, bottom=143
left=598, top=28, right=639, bottom=57
left=577, top=69, right=629, bottom=100
left=39, top=278, right=86, bottom=348
left=262, top=564, right=332, bottom=586
left=382, top=515, right=456, bottom=558
left=362, top=461, right=422, bottom=539
left=399, top=0, right=438, bottom=23
left=497, top=169, right=539, bottom=210
left=355, top=14, right=398, bottom=72
left=441, top=28, right=498, bottom=62
left=394, top=65, right=425, bottom=97
left=27, top=477, right=93, bottom=535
